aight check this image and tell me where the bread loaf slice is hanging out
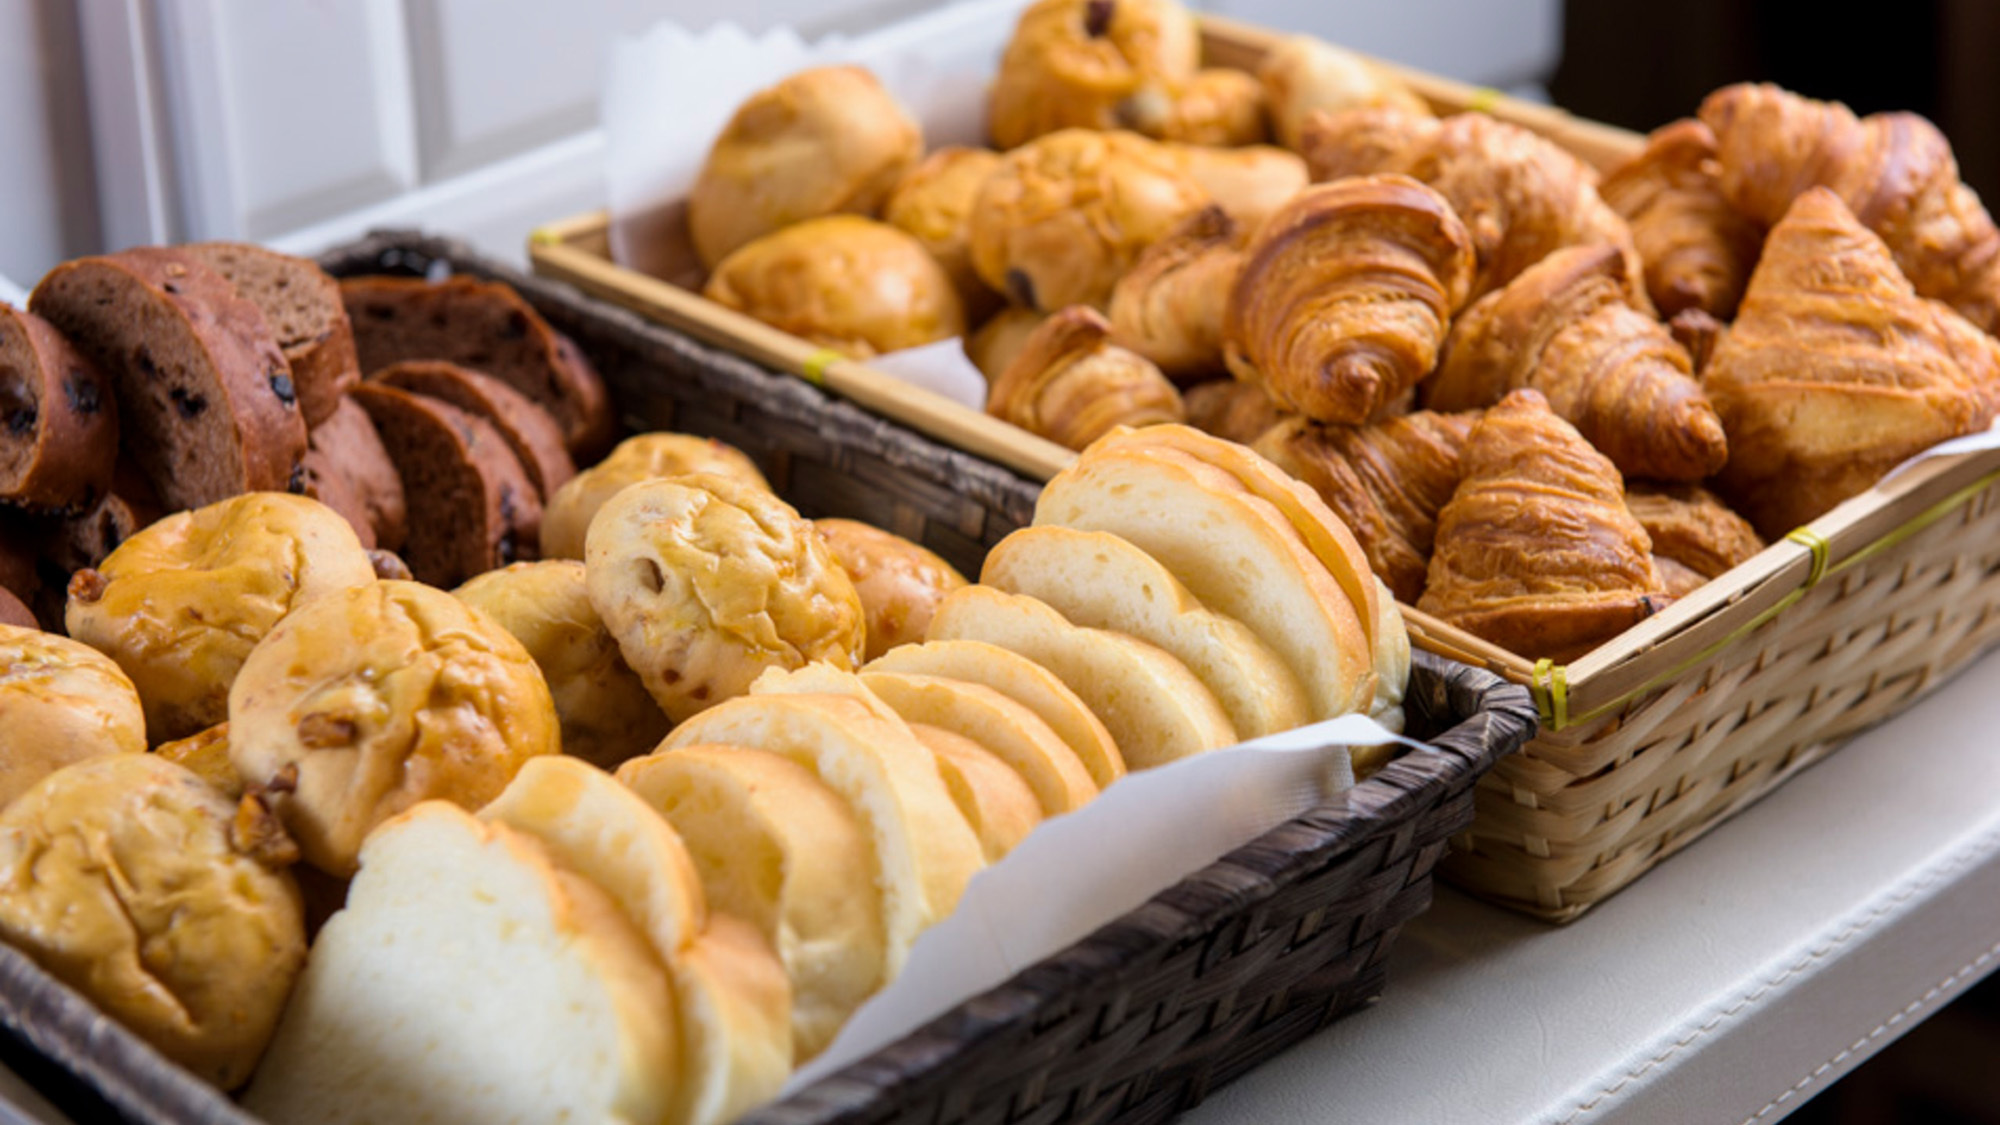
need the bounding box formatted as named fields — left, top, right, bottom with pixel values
left=669, top=914, right=794, bottom=1125
left=30, top=248, right=306, bottom=509
left=0, top=305, right=117, bottom=510
left=180, top=242, right=357, bottom=428
left=926, top=586, right=1238, bottom=769
left=42, top=458, right=163, bottom=573
left=908, top=722, right=1043, bottom=861
left=242, top=803, right=676, bottom=1125
left=982, top=526, right=1310, bottom=739
left=350, top=383, right=541, bottom=587
left=303, top=396, right=405, bottom=552
left=0, top=588, right=32, bottom=629
left=341, top=275, right=614, bottom=458
left=620, top=744, right=886, bottom=1062
left=372, top=360, right=575, bottom=501
left=859, top=670, right=1097, bottom=815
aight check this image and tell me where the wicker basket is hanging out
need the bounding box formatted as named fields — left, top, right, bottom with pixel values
left=0, top=230, right=1539, bottom=1124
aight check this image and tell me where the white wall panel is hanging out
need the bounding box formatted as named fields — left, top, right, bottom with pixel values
left=0, top=0, right=99, bottom=284
left=1204, top=0, right=1562, bottom=89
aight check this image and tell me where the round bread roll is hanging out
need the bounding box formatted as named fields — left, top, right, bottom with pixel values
left=0, top=625, right=146, bottom=809
left=689, top=65, right=923, bottom=269
left=814, top=519, right=968, bottom=661
left=455, top=561, right=668, bottom=770
left=966, top=306, right=1048, bottom=385
left=884, top=146, right=1006, bottom=319
left=703, top=216, right=967, bottom=359
left=228, top=580, right=560, bottom=877
left=987, top=0, right=1201, bottom=148
left=65, top=492, right=377, bottom=744
left=586, top=475, right=865, bottom=724
left=541, top=432, right=768, bottom=561
left=969, top=129, right=1210, bottom=312
left=153, top=721, right=241, bottom=800
left=0, top=754, right=305, bottom=1089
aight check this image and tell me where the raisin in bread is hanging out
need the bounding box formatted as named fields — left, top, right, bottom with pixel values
left=372, top=361, right=575, bottom=501
left=0, top=305, right=117, bottom=511
left=42, top=459, right=165, bottom=574
left=180, top=242, right=358, bottom=428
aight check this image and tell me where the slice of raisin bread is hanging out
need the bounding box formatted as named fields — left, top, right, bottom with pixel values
left=182, top=242, right=358, bottom=428
left=342, top=276, right=614, bottom=459
left=302, top=396, right=406, bottom=552
left=30, top=248, right=307, bottom=509
left=43, top=459, right=166, bottom=574
left=372, top=361, right=575, bottom=502
left=350, top=384, right=541, bottom=587
left=0, top=304, right=118, bottom=511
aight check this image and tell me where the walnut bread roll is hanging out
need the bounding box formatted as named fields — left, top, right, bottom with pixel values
left=0, top=624, right=146, bottom=808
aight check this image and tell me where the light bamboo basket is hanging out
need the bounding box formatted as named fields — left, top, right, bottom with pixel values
left=529, top=14, right=2000, bottom=923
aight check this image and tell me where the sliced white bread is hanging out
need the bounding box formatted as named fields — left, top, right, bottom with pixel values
left=1036, top=448, right=1374, bottom=721
left=981, top=526, right=1310, bottom=739
left=926, top=586, right=1238, bottom=769
left=907, top=723, right=1043, bottom=862
left=661, top=693, right=985, bottom=975
left=619, top=744, right=887, bottom=1062
left=865, top=639, right=1126, bottom=787
left=1368, top=574, right=1411, bottom=742
left=859, top=670, right=1097, bottom=815
left=242, top=803, right=676, bottom=1125
left=670, top=914, right=795, bottom=1125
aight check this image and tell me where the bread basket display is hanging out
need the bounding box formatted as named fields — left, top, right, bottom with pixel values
left=0, top=230, right=1538, bottom=1125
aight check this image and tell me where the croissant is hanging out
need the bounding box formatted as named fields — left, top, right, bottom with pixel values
left=1626, top=484, right=1764, bottom=585
left=1152, top=69, right=1269, bottom=147
left=1107, top=206, right=1243, bottom=382
left=987, top=306, right=1185, bottom=449
left=1699, top=83, right=2000, bottom=333
left=1254, top=410, right=1475, bottom=603
left=1418, top=388, right=1666, bottom=662
left=1428, top=243, right=1728, bottom=482
left=1599, top=119, right=1764, bottom=319
left=1668, top=308, right=1727, bottom=377
left=1223, top=174, right=1474, bottom=425
left=1705, top=188, right=2000, bottom=538
left=1183, top=379, right=1291, bottom=444
left=1654, top=556, right=1706, bottom=599
left=1299, top=106, right=1647, bottom=304
left=987, top=0, right=1200, bottom=149
left=1258, top=35, right=1431, bottom=152
left=1159, top=144, right=1309, bottom=233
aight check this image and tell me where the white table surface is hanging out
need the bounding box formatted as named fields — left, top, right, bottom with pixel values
left=7, top=654, right=1999, bottom=1125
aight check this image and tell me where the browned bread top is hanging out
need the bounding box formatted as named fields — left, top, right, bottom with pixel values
left=371, top=361, right=575, bottom=502
left=0, top=304, right=118, bottom=511
left=181, top=242, right=358, bottom=428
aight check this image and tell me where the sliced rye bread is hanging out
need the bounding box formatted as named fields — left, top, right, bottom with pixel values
left=372, top=361, right=575, bottom=501
left=0, top=305, right=118, bottom=511
left=0, top=587, right=32, bottom=629
left=181, top=242, right=358, bottom=428
left=341, top=276, right=614, bottom=459
left=301, top=395, right=405, bottom=552
left=42, top=458, right=166, bottom=574
left=350, top=383, right=541, bottom=587
left=30, top=248, right=307, bottom=510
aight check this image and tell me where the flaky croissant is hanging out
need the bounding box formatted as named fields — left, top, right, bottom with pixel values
left=1700, top=83, right=2000, bottom=333
left=1223, top=174, right=1474, bottom=425
left=1418, top=389, right=1666, bottom=662
left=1626, top=484, right=1764, bottom=586
left=987, top=0, right=1200, bottom=149
left=1299, top=106, right=1646, bottom=304
left=1599, top=119, right=1764, bottom=319
left=1705, top=188, right=2000, bottom=538
left=1108, top=206, right=1243, bottom=382
left=988, top=306, right=1185, bottom=449
left=1254, top=409, right=1475, bottom=604
left=1258, top=35, right=1431, bottom=153
left=1151, top=69, right=1269, bottom=147
left=1428, top=243, right=1728, bottom=482
left=1183, top=379, right=1291, bottom=444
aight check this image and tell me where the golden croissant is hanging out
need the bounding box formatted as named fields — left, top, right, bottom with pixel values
left=1705, top=188, right=2000, bottom=538
left=1183, top=379, right=1291, bottom=444
left=988, top=305, right=1185, bottom=449
left=1599, top=119, right=1764, bottom=319
left=1223, top=174, right=1474, bottom=425
left=1299, top=106, right=1646, bottom=304
left=1254, top=409, right=1475, bottom=604
left=1418, top=388, right=1666, bottom=662
left=1700, top=83, right=2000, bottom=333
left=987, top=0, right=1200, bottom=149
left=1428, top=242, right=1728, bottom=482
left=1108, top=205, right=1243, bottom=382
left=1625, top=484, right=1764, bottom=589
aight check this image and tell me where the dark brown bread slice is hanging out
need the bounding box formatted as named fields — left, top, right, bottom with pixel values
left=303, top=395, right=406, bottom=552
left=42, top=458, right=167, bottom=574
left=182, top=242, right=359, bottom=428
left=371, top=361, right=575, bottom=501
left=0, top=508, right=43, bottom=604
left=0, top=587, right=32, bottom=629
left=30, top=248, right=307, bottom=509
left=0, top=305, right=118, bottom=511
left=349, top=384, right=541, bottom=588
left=341, top=276, right=614, bottom=459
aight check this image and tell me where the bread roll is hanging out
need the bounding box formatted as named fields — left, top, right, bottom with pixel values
left=0, top=624, right=145, bottom=810
left=965, top=306, right=1048, bottom=385
left=540, top=431, right=768, bottom=561
left=1160, top=144, right=1309, bottom=234
left=152, top=721, right=239, bottom=800
left=1156, top=68, right=1269, bottom=147
left=66, top=492, right=377, bottom=743
left=908, top=723, right=1043, bottom=861
left=884, top=146, right=1006, bottom=319
left=1258, top=34, right=1431, bottom=151
left=814, top=519, right=968, bottom=661
left=986, top=0, right=1201, bottom=148
left=228, top=580, right=559, bottom=877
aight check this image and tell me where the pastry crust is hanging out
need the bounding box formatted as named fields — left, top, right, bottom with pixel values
left=1159, top=144, right=1308, bottom=234
left=1599, top=119, right=1763, bottom=319
left=814, top=519, right=967, bottom=661
left=1626, top=484, right=1766, bottom=583
left=988, top=306, right=1184, bottom=450
left=1108, top=205, right=1245, bottom=382
left=1183, top=379, right=1290, bottom=444
left=0, top=624, right=146, bottom=808
left=541, top=432, right=768, bottom=561
left=986, top=0, right=1201, bottom=148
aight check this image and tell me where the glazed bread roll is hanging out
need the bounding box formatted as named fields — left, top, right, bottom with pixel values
left=0, top=755, right=305, bottom=1089
left=585, top=474, right=866, bottom=723
left=541, top=432, right=768, bottom=561
left=66, top=492, right=377, bottom=743
left=228, top=580, right=560, bottom=877
left=969, top=129, right=1210, bottom=312
left=1258, top=34, right=1431, bottom=151
left=0, top=625, right=145, bottom=809
left=814, top=518, right=968, bottom=661
left=455, top=561, right=669, bottom=771
left=987, top=0, right=1201, bottom=148
left=689, top=65, right=923, bottom=269
left=704, top=216, right=967, bottom=359
left=153, top=722, right=240, bottom=800
left=1155, top=68, right=1269, bottom=147
left=884, top=146, right=1006, bottom=318
left=987, top=305, right=1185, bottom=451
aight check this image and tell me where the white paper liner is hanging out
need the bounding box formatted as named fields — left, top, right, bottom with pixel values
left=1874, top=416, right=2000, bottom=489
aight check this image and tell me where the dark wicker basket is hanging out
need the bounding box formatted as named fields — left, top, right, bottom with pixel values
left=0, top=231, right=1539, bottom=1125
